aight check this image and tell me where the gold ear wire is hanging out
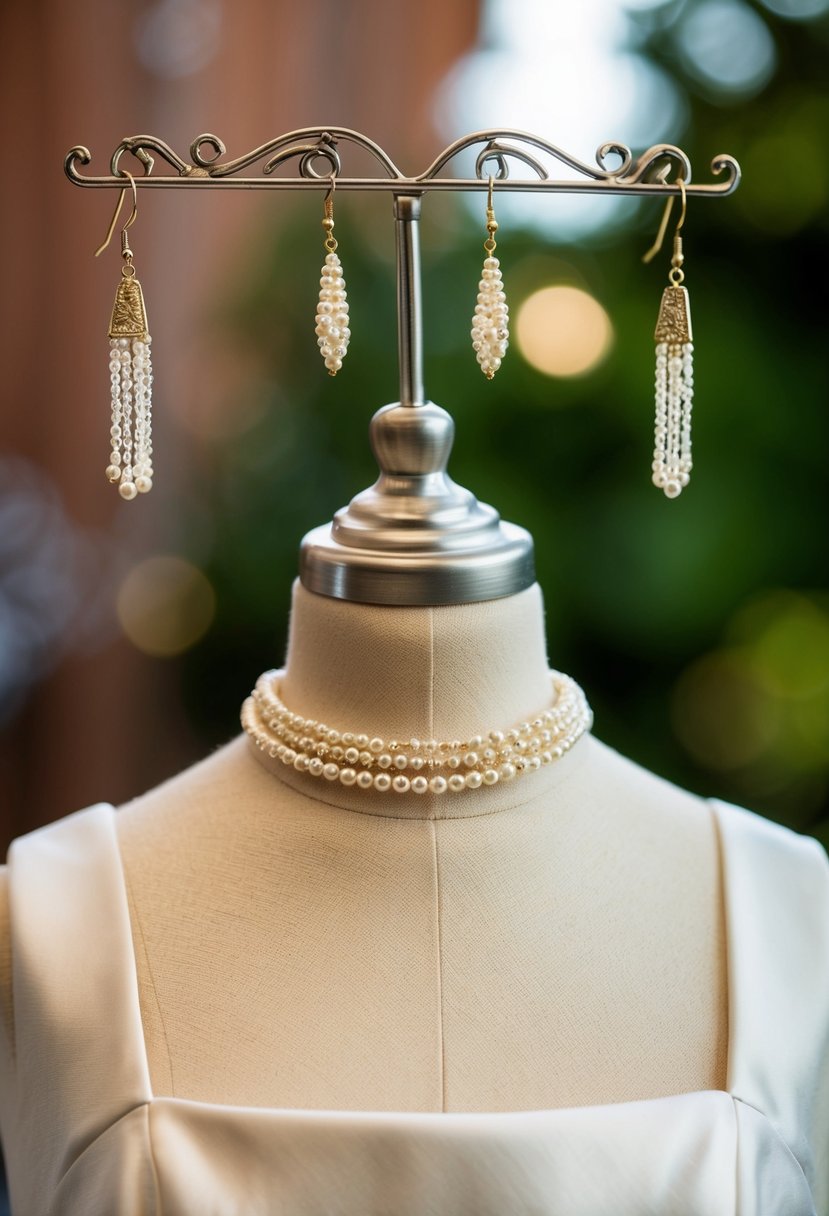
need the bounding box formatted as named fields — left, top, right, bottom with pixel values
left=94, top=172, right=138, bottom=258
left=642, top=178, right=687, bottom=266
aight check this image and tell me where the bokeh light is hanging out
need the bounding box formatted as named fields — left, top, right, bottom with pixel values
left=677, top=0, right=777, bottom=99
left=759, top=0, right=829, bottom=18
left=117, top=556, right=216, bottom=657
left=672, top=591, right=829, bottom=810
left=437, top=0, right=684, bottom=236
left=515, top=286, right=614, bottom=378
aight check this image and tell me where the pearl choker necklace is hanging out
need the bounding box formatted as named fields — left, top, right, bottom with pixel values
left=241, top=669, right=592, bottom=795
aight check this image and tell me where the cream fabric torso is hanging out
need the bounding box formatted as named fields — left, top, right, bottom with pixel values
left=0, top=794, right=827, bottom=1215
left=1, top=582, right=827, bottom=1213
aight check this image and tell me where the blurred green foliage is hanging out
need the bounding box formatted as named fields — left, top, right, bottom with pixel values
left=180, top=0, right=829, bottom=844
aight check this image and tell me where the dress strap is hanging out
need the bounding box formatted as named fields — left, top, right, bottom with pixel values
left=5, top=804, right=152, bottom=1207
left=713, top=799, right=829, bottom=1202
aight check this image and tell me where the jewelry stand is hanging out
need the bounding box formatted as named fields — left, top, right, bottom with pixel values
left=66, top=129, right=740, bottom=605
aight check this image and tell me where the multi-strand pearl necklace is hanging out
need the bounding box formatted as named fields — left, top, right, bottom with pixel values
left=241, top=669, right=591, bottom=795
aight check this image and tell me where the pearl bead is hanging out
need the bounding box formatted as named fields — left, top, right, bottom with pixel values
left=294, top=754, right=309, bottom=771
left=392, top=775, right=411, bottom=794
left=465, top=771, right=483, bottom=789
left=105, top=465, right=121, bottom=483
left=464, top=752, right=479, bottom=767
left=499, top=763, right=516, bottom=781
left=339, top=768, right=357, bottom=785
left=118, top=481, right=137, bottom=500
left=483, top=769, right=499, bottom=785
left=322, top=763, right=339, bottom=781
left=345, top=747, right=359, bottom=764
left=429, top=776, right=448, bottom=794
left=411, top=776, right=428, bottom=794
left=369, top=737, right=384, bottom=753
left=378, top=754, right=392, bottom=769
left=393, top=754, right=408, bottom=770
left=308, top=758, right=324, bottom=777
left=356, top=771, right=374, bottom=789
left=135, top=475, right=152, bottom=494
left=448, top=774, right=466, bottom=792
left=374, top=773, right=392, bottom=792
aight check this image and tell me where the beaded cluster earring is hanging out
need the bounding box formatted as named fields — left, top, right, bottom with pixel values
left=315, top=177, right=350, bottom=376
left=95, top=173, right=154, bottom=500
left=471, top=176, right=509, bottom=379
left=643, top=179, right=694, bottom=499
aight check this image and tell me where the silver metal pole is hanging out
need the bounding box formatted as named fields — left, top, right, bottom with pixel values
left=394, top=194, right=424, bottom=408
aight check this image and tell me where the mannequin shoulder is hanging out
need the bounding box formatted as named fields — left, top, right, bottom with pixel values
left=116, top=733, right=281, bottom=859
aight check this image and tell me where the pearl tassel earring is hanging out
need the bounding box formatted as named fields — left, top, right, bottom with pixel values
left=95, top=173, right=153, bottom=500
left=644, top=178, right=693, bottom=499
left=315, top=177, right=350, bottom=376
left=471, top=176, right=509, bottom=379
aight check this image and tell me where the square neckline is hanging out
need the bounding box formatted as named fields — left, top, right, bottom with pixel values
left=106, top=798, right=738, bottom=1117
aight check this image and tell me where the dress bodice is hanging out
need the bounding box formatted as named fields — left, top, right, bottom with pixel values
left=1, top=799, right=827, bottom=1215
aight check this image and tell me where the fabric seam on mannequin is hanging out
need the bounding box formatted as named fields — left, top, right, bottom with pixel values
left=430, top=818, right=447, bottom=1112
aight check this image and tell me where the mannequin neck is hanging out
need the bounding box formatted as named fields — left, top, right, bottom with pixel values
left=281, top=580, right=554, bottom=743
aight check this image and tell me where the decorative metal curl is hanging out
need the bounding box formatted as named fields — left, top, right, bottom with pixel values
left=64, top=127, right=740, bottom=197
left=420, top=130, right=636, bottom=185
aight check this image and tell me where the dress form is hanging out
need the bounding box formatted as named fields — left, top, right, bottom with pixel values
left=88, top=578, right=727, bottom=1112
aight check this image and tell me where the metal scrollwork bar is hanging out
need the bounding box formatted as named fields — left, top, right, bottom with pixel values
left=65, top=127, right=741, bottom=197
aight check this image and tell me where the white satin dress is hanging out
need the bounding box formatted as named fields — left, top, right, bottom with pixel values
left=1, top=799, right=827, bottom=1215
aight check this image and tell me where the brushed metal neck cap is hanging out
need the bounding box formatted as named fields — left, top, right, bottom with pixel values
left=299, top=399, right=535, bottom=606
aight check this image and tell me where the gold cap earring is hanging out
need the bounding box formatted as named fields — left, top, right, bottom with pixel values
left=95, top=173, right=154, bottom=500
left=643, top=178, right=694, bottom=499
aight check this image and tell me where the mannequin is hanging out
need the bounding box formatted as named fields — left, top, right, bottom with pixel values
left=0, top=578, right=728, bottom=1113
left=4, top=171, right=829, bottom=1216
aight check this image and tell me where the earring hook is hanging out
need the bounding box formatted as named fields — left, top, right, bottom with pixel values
left=322, top=173, right=338, bottom=253
left=324, top=172, right=336, bottom=219
left=94, top=172, right=138, bottom=258
left=642, top=177, right=686, bottom=265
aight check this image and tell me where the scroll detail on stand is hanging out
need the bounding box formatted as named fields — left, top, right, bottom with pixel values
left=65, top=127, right=741, bottom=195
left=65, top=129, right=740, bottom=604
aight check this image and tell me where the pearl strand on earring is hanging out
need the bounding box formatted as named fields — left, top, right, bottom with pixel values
left=315, top=252, right=350, bottom=376
left=472, top=256, right=509, bottom=379
left=241, top=669, right=591, bottom=794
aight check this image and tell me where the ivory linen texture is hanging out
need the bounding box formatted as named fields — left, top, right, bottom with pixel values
left=0, top=798, right=827, bottom=1215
